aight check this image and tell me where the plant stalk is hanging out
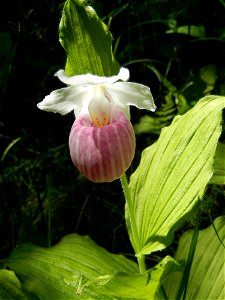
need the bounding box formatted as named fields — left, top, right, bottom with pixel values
left=120, top=174, right=146, bottom=273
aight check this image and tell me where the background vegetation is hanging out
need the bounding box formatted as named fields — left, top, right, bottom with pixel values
left=0, top=0, right=224, bottom=266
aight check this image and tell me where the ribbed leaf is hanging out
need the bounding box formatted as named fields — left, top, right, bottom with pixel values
left=0, top=270, right=29, bottom=300
left=59, top=0, right=119, bottom=76
left=127, top=95, right=225, bottom=255
left=210, top=142, right=225, bottom=184
left=162, top=216, right=225, bottom=299
left=6, top=234, right=181, bottom=299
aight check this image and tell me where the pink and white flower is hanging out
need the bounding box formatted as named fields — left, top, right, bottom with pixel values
left=37, top=68, right=156, bottom=182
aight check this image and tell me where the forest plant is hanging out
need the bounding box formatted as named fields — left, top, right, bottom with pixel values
left=1, top=1, right=225, bottom=299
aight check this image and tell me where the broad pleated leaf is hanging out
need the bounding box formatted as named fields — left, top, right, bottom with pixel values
left=59, top=0, right=119, bottom=76
left=162, top=216, right=225, bottom=299
left=0, top=270, right=29, bottom=300
left=6, top=234, right=181, bottom=299
left=127, top=95, right=225, bottom=255
left=209, top=142, right=225, bottom=184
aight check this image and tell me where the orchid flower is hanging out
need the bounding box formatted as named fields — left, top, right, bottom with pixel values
left=37, top=67, right=156, bottom=182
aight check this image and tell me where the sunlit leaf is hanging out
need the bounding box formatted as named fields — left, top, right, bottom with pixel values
left=127, top=95, right=225, bottom=255
left=210, top=142, right=225, bottom=184
left=6, top=234, right=181, bottom=299
left=59, top=0, right=119, bottom=76
left=162, top=216, right=225, bottom=300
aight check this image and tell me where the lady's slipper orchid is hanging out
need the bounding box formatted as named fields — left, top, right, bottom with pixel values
left=37, top=67, right=156, bottom=182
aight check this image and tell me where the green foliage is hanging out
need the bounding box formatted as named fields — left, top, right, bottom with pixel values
left=0, top=270, right=29, bottom=300
left=59, top=0, right=119, bottom=76
left=127, top=95, right=225, bottom=255
left=166, top=25, right=205, bottom=38
left=1, top=137, right=22, bottom=162
left=134, top=64, right=219, bottom=135
left=162, top=216, right=225, bottom=300
left=210, top=142, right=225, bottom=184
left=1, top=0, right=225, bottom=299
left=6, top=234, right=181, bottom=299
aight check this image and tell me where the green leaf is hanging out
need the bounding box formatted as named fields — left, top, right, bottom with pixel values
left=127, top=95, right=225, bottom=255
left=59, top=0, right=119, bottom=76
left=210, top=142, right=225, bottom=185
left=7, top=234, right=134, bottom=299
left=96, top=256, right=181, bottom=299
left=166, top=25, right=205, bottom=38
left=134, top=66, right=180, bottom=135
left=134, top=94, right=177, bottom=135
left=0, top=269, right=30, bottom=300
left=1, top=137, right=22, bottom=162
left=182, top=65, right=217, bottom=104
left=6, top=234, right=181, bottom=299
left=136, top=65, right=198, bottom=136
left=162, top=216, right=225, bottom=300
left=200, top=64, right=217, bottom=93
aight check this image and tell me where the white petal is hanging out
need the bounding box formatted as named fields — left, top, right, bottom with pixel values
left=55, top=67, right=130, bottom=87
left=106, top=82, right=156, bottom=112
left=37, top=86, right=93, bottom=116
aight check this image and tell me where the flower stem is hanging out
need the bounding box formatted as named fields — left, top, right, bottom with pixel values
left=120, top=173, right=146, bottom=273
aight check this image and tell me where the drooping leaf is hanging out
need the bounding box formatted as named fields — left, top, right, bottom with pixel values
left=1, top=137, right=22, bottom=162
left=59, top=0, right=119, bottom=76
left=127, top=95, right=225, bottom=255
left=6, top=234, right=181, bottom=299
left=162, top=216, right=225, bottom=300
left=210, top=142, right=225, bottom=185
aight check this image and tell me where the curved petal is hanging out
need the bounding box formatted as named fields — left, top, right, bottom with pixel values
left=37, top=86, right=93, bottom=116
left=55, top=67, right=130, bottom=87
left=106, top=81, right=156, bottom=112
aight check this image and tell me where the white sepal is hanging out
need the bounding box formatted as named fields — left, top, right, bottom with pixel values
left=106, top=81, right=156, bottom=112
left=37, top=86, right=93, bottom=116
left=55, top=67, right=129, bottom=86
